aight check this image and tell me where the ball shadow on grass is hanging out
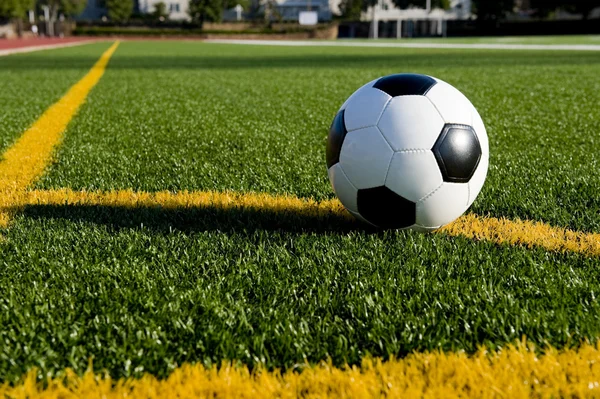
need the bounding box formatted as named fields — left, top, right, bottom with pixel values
left=19, top=203, right=380, bottom=235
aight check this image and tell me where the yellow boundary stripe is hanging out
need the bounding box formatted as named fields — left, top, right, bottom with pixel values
left=23, top=188, right=347, bottom=217
left=442, top=213, right=600, bottom=257
left=2, top=342, right=600, bottom=398
left=0, top=41, right=119, bottom=228
left=18, top=188, right=600, bottom=257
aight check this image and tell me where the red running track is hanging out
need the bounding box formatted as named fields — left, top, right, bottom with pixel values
left=0, top=37, right=89, bottom=50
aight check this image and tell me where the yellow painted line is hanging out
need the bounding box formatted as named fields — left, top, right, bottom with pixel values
left=23, top=188, right=347, bottom=218
left=20, top=188, right=600, bottom=257
left=441, top=213, right=600, bottom=257
left=0, top=41, right=119, bottom=228
left=2, top=342, right=600, bottom=398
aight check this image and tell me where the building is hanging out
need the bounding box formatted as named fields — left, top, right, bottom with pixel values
left=225, top=0, right=333, bottom=22
left=138, top=0, right=190, bottom=20
left=365, top=0, right=471, bottom=21
left=358, top=0, right=472, bottom=38
left=273, top=0, right=332, bottom=22
left=77, top=0, right=336, bottom=23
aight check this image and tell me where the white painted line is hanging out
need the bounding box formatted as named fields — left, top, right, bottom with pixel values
left=0, top=40, right=97, bottom=57
left=205, top=39, right=600, bottom=51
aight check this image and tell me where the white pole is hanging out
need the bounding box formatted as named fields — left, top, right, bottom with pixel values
left=397, top=19, right=401, bottom=38
left=370, top=4, right=378, bottom=39
left=373, top=17, right=378, bottom=39
left=42, top=6, right=51, bottom=36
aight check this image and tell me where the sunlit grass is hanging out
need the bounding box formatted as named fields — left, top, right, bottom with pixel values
left=0, top=41, right=599, bottom=384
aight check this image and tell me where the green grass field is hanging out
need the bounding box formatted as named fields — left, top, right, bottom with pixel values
left=347, top=34, right=600, bottom=44
left=1, top=40, right=600, bottom=387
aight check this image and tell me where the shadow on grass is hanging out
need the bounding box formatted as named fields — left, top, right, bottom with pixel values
left=20, top=204, right=372, bottom=234
left=1, top=52, right=599, bottom=71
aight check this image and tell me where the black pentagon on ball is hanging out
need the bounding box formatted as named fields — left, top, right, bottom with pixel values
left=373, top=73, right=437, bottom=97
left=357, top=186, right=416, bottom=229
left=326, top=109, right=347, bottom=168
left=432, top=124, right=482, bottom=183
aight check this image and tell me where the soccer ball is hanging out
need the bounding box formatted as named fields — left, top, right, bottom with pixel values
left=326, top=73, right=489, bottom=231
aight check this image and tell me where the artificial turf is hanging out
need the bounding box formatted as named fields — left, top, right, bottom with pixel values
left=36, top=42, right=600, bottom=232
left=1, top=41, right=600, bottom=382
left=0, top=42, right=113, bottom=155
left=348, top=34, right=600, bottom=45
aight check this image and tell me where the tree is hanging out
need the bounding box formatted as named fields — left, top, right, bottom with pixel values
left=338, top=0, right=365, bottom=19
left=188, top=0, right=222, bottom=26
left=530, top=0, right=600, bottom=19
left=565, top=0, right=600, bottom=19
left=43, top=0, right=88, bottom=19
left=0, top=0, right=29, bottom=18
left=152, top=1, right=169, bottom=19
left=58, top=0, right=87, bottom=16
left=222, top=0, right=249, bottom=11
left=106, top=0, right=133, bottom=22
left=471, top=0, right=514, bottom=20
left=0, top=0, right=34, bottom=36
left=41, top=0, right=88, bottom=37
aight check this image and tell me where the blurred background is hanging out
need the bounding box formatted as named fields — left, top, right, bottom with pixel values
left=1, top=0, right=599, bottom=41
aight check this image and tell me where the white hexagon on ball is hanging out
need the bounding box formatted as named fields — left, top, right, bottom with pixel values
left=343, top=88, right=391, bottom=132
left=416, top=182, right=469, bottom=229
left=338, top=78, right=378, bottom=111
left=426, top=78, right=473, bottom=125
left=339, top=126, right=393, bottom=189
left=385, top=151, right=443, bottom=203
left=377, top=96, right=445, bottom=151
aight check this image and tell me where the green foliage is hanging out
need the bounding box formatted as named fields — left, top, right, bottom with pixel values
left=189, top=0, right=222, bottom=23
left=0, top=0, right=33, bottom=19
left=106, top=0, right=133, bottom=22
left=1, top=41, right=600, bottom=383
left=188, top=0, right=251, bottom=24
left=152, top=1, right=169, bottom=19
left=338, top=0, right=372, bottom=20
left=222, top=0, right=249, bottom=11
left=566, top=0, right=600, bottom=18
left=43, top=0, right=88, bottom=17
left=471, top=0, right=514, bottom=20
left=530, top=0, right=600, bottom=19
left=57, top=0, right=87, bottom=16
